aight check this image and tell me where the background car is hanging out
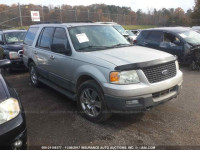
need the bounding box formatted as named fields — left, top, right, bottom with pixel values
left=96, top=22, right=133, bottom=43
left=126, top=30, right=138, bottom=42
left=131, top=29, right=141, bottom=36
left=135, top=27, right=200, bottom=69
left=192, top=26, right=200, bottom=33
left=0, top=59, right=27, bottom=150
left=0, top=30, right=27, bottom=73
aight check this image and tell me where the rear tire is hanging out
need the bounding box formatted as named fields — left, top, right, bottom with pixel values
left=4, top=67, right=13, bottom=73
left=77, top=80, right=111, bottom=123
left=29, top=62, right=41, bottom=87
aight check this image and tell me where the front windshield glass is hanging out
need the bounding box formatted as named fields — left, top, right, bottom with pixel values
left=4, top=32, right=26, bottom=44
left=113, top=25, right=128, bottom=35
left=179, top=30, right=200, bottom=46
left=69, top=25, right=130, bottom=51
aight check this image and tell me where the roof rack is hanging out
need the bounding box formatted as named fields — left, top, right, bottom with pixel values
left=36, top=21, right=61, bottom=24
left=65, top=21, right=94, bottom=23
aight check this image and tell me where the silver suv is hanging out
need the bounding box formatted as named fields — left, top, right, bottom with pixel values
left=23, top=23, right=183, bottom=122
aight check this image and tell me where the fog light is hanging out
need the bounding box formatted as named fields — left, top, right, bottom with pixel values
left=126, top=100, right=139, bottom=105
left=13, top=139, right=23, bottom=148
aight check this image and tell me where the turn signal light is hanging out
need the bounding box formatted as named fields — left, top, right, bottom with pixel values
left=110, top=72, right=119, bottom=82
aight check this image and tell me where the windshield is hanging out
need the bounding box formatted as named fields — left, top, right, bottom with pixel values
left=179, top=30, right=200, bottom=46
left=4, top=32, right=26, bottom=44
left=113, top=25, right=128, bottom=35
left=69, top=25, right=130, bottom=51
left=126, top=30, right=135, bottom=36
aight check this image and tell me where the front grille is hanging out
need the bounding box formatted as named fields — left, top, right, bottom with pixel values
left=142, top=62, right=177, bottom=83
left=18, top=50, right=23, bottom=57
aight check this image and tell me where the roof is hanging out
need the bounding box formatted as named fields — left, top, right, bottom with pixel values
left=144, top=27, right=191, bottom=33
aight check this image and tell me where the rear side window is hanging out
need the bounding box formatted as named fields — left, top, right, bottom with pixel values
left=137, top=31, right=150, bottom=39
left=38, top=27, right=55, bottom=50
left=147, top=31, right=163, bottom=42
left=24, top=27, right=39, bottom=46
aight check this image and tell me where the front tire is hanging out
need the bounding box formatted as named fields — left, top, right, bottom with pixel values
left=77, top=80, right=111, bottom=123
left=4, top=66, right=13, bottom=73
left=29, top=62, right=40, bottom=87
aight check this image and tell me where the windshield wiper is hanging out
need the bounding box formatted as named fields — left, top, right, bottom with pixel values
left=110, top=43, right=132, bottom=48
left=77, top=45, right=111, bottom=51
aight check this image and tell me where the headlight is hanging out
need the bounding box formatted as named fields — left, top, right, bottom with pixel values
left=110, top=70, right=140, bottom=84
left=9, top=51, right=20, bottom=59
left=0, top=98, right=20, bottom=125
left=175, top=60, right=179, bottom=70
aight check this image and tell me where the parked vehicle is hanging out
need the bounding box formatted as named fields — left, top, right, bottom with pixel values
left=135, top=27, right=200, bottom=69
left=126, top=30, right=137, bottom=42
left=0, top=59, right=27, bottom=149
left=192, top=26, right=200, bottom=33
left=23, top=23, right=183, bottom=122
left=0, top=30, right=27, bottom=73
left=96, top=22, right=133, bottom=43
left=131, top=29, right=141, bottom=36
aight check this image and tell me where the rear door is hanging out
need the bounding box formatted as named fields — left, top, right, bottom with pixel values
left=34, top=27, right=55, bottom=79
left=136, top=30, right=150, bottom=46
left=144, top=31, right=163, bottom=50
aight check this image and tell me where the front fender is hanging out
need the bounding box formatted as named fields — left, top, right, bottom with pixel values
left=74, top=65, right=109, bottom=92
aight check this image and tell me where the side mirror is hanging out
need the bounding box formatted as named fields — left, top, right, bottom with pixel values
left=0, top=59, right=11, bottom=68
left=173, top=41, right=182, bottom=46
left=51, top=44, right=71, bottom=55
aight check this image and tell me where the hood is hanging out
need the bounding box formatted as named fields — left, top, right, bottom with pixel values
left=4, top=43, right=23, bottom=52
left=84, top=46, right=173, bottom=66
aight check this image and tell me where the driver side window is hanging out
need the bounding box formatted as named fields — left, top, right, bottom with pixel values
left=163, top=33, right=181, bottom=46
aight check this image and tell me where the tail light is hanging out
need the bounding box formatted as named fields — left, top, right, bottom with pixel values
left=133, top=40, right=137, bottom=44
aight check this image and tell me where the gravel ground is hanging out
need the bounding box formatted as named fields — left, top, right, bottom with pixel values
left=3, top=67, right=200, bottom=150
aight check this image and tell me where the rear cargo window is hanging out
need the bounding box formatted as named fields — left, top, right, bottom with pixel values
left=24, top=27, right=39, bottom=46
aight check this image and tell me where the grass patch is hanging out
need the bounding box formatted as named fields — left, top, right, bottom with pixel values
left=123, top=25, right=157, bottom=30
left=10, top=26, right=30, bottom=30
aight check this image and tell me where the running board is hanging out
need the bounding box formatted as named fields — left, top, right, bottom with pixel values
left=38, top=77, right=76, bottom=101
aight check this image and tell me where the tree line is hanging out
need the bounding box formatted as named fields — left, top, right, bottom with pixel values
left=0, top=1, right=199, bottom=29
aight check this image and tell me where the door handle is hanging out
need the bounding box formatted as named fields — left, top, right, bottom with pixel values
left=50, top=55, right=55, bottom=60
left=34, top=51, right=37, bottom=55
left=143, top=42, right=148, bottom=45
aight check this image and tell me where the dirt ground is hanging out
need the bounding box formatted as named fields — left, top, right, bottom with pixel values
left=3, top=66, right=200, bottom=150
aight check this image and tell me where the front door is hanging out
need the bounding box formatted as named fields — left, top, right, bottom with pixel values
left=159, top=32, right=184, bottom=58
left=47, top=27, right=74, bottom=91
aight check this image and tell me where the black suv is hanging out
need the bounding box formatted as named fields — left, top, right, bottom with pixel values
left=0, top=59, right=27, bottom=150
left=0, top=30, right=27, bottom=73
left=135, top=27, right=200, bottom=69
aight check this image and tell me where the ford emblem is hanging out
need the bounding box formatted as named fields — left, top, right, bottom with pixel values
left=162, top=70, right=169, bottom=76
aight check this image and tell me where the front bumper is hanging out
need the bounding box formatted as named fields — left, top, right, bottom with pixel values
left=105, top=84, right=181, bottom=113
left=10, top=58, right=26, bottom=70
left=103, top=70, right=183, bottom=112
left=0, top=113, right=27, bottom=150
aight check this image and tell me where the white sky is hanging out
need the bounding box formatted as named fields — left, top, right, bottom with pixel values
left=0, top=0, right=195, bottom=12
